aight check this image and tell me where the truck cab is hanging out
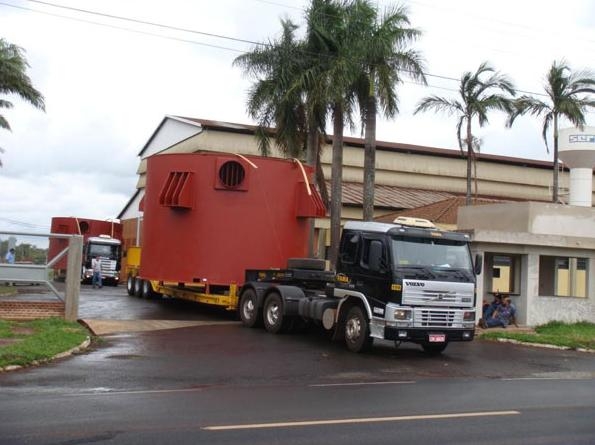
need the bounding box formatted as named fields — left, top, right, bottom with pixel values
left=82, top=235, right=122, bottom=285
left=239, top=218, right=480, bottom=354
left=334, top=219, right=479, bottom=353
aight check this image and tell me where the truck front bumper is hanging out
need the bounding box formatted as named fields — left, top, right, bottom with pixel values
left=384, top=326, right=475, bottom=343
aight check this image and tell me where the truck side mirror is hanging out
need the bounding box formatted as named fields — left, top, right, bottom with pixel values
left=369, top=240, right=384, bottom=272
left=474, top=253, right=483, bottom=275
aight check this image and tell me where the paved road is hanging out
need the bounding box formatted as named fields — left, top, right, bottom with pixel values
left=1, top=286, right=594, bottom=444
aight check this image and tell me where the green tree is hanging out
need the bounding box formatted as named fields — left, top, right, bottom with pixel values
left=233, top=20, right=307, bottom=159
left=353, top=1, right=426, bottom=220
left=507, top=60, right=595, bottom=203
left=304, top=0, right=369, bottom=267
left=0, top=38, right=45, bottom=166
left=233, top=18, right=330, bottom=204
left=414, top=62, right=515, bottom=205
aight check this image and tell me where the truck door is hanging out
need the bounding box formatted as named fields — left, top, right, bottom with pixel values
left=338, top=232, right=391, bottom=307
left=358, top=235, right=392, bottom=307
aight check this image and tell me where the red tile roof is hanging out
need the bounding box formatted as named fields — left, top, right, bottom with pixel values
left=375, top=196, right=506, bottom=225
left=335, top=182, right=455, bottom=209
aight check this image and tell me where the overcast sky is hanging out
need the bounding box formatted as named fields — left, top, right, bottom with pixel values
left=1, top=0, right=594, bottom=247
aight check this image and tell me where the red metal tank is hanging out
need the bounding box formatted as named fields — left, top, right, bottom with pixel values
left=140, top=152, right=326, bottom=286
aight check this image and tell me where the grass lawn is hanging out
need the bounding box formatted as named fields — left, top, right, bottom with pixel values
left=0, top=285, right=17, bottom=296
left=0, top=318, right=89, bottom=369
left=480, top=321, right=595, bottom=350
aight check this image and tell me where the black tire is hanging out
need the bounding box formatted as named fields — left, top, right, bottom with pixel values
left=239, top=288, right=262, bottom=328
left=421, top=342, right=448, bottom=355
left=133, top=278, right=143, bottom=298
left=141, top=279, right=156, bottom=299
left=344, top=305, right=373, bottom=353
left=126, top=276, right=135, bottom=296
left=286, top=258, right=326, bottom=270
left=263, top=292, right=289, bottom=334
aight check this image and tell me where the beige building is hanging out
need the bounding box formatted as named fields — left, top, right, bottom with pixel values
left=119, top=115, right=595, bottom=325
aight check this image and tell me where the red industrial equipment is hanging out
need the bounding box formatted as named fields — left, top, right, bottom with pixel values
left=140, top=152, right=326, bottom=286
left=48, top=217, right=123, bottom=282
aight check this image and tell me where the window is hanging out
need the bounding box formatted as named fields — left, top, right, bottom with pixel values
left=539, top=256, right=588, bottom=298
left=360, top=237, right=387, bottom=270
left=391, top=236, right=473, bottom=271
left=340, top=233, right=360, bottom=265
left=491, top=255, right=520, bottom=294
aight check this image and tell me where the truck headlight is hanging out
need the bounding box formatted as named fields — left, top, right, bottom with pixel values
left=394, top=309, right=412, bottom=321
left=463, top=311, right=475, bottom=321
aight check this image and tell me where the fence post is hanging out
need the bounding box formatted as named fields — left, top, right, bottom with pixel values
left=64, top=235, right=83, bottom=321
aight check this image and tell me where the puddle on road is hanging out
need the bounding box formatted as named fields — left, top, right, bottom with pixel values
left=105, top=354, right=144, bottom=360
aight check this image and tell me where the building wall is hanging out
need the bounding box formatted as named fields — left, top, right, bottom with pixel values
left=133, top=117, right=581, bottom=205
left=462, top=203, right=595, bottom=325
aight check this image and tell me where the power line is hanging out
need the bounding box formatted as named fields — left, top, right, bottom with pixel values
left=0, top=0, right=558, bottom=97
left=0, top=1, right=248, bottom=53
left=24, top=0, right=264, bottom=47
left=407, top=0, right=595, bottom=47
left=0, top=217, right=50, bottom=229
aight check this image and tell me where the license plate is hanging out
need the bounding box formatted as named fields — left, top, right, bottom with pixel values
left=429, top=334, right=446, bottom=343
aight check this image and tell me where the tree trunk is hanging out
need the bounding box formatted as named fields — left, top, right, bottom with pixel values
left=466, top=118, right=473, bottom=205
left=306, top=123, right=318, bottom=167
left=315, top=150, right=330, bottom=208
left=329, top=104, right=344, bottom=269
left=552, top=113, right=559, bottom=203
left=363, top=94, right=377, bottom=221
left=306, top=122, right=319, bottom=257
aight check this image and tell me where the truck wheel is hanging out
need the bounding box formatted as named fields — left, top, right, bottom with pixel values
left=133, top=278, right=143, bottom=298
left=126, top=276, right=135, bottom=296
left=421, top=342, right=448, bottom=355
left=263, top=292, right=289, bottom=334
left=344, top=306, right=373, bottom=353
left=239, top=289, right=261, bottom=328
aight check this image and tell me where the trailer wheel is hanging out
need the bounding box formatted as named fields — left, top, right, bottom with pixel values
left=421, top=342, right=448, bottom=355
left=142, top=280, right=157, bottom=299
left=126, top=276, right=135, bottom=296
left=133, top=278, right=143, bottom=298
left=344, top=306, right=373, bottom=353
left=263, top=292, right=289, bottom=334
left=239, top=288, right=261, bottom=328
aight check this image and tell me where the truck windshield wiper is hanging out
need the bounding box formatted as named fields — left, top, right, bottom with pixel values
left=396, top=266, right=436, bottom=280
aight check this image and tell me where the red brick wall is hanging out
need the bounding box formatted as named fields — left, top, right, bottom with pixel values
left=0, top=301, right=65, bottom=320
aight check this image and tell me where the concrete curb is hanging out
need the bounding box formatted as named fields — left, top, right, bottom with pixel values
left=494, top=337, right=595, bottom=353
left=0, top=336, right=91, bottom=373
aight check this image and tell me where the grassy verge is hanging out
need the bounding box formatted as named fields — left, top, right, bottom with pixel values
left=0, top=318, right=89, bottom=368
left=0, top=284, right=17, bottom=296
left=480, top=321, right=595, bottom=350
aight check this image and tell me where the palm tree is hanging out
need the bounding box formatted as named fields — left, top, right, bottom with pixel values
left=507, top=60, right=595, bottom=203
left=0, top=38, right=45, bottom=166
left=233, top=20, right=308, bottom=159
left=414, top=62, right=515, bottom=205
left=234, top=17, right=331, bottom=202
left=353, top=1, right=426, bottom=220
left=304, top=0, right=367, bottom=267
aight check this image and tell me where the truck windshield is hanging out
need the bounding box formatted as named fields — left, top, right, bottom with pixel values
left=88, top=243, right=119, bottom=259
left=391, top=236, right=472, bottom=271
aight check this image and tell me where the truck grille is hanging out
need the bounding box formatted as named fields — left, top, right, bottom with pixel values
left=402, top=280, right=474, bottom=308
left=414, top=309, right=462, bottom=328
left=100, top=259, right=117, bottom=276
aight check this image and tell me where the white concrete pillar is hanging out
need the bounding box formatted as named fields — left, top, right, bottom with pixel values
left=568, top=168, right=593, bottom=206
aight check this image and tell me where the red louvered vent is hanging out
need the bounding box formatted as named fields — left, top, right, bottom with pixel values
left=159, top=171, right=194, bottom=208
left=218, top=161, right=245, bottom=189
